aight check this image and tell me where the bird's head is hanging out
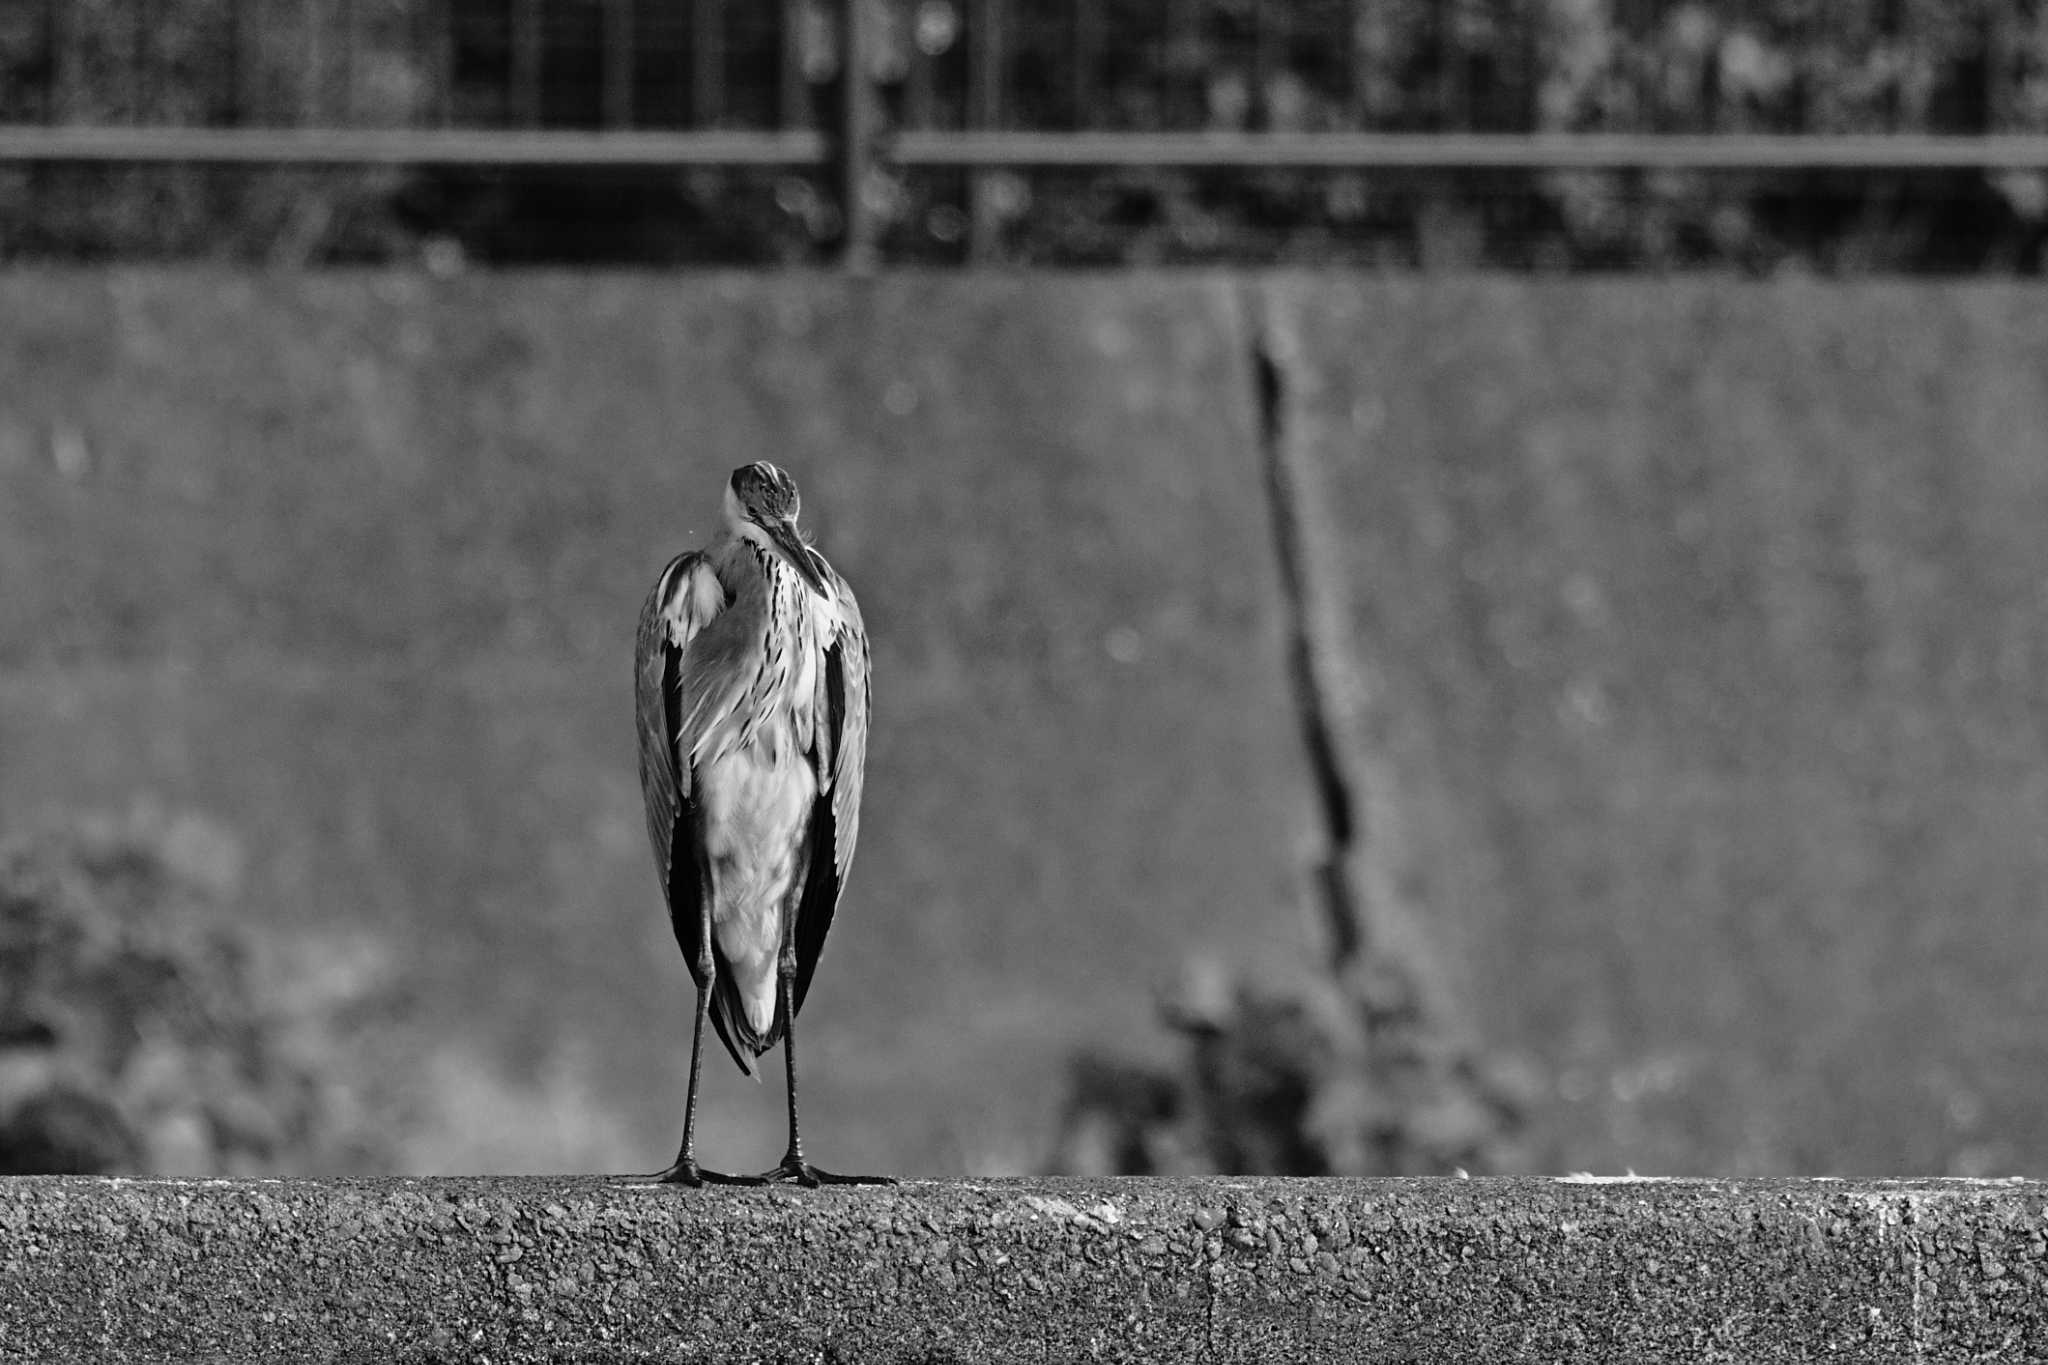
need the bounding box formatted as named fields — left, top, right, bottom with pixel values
left=725, top=461, right=828, bottom=597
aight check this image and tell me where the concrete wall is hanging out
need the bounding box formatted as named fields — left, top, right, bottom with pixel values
left=3, top=1175, right=2045, bottom=1362
left=0, top=272, right=1313, bottom=1176
left=4, top=271, right=2047, bottom=1177
left=1262, top=278, right=2048, bottom=1176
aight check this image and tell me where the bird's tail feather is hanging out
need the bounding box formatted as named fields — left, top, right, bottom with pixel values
left=708, top=967, right=783, bottom=1080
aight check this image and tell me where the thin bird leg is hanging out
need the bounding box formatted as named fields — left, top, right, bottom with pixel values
left=649, top=977, right=723, bottom=1185
left=754, top=921, right=892, bottom=1188
left=652, top=877, right=743, bottom=1186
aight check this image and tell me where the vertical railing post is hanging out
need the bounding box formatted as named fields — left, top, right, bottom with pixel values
left=838, top=0, right=880, bottom=270
left=1345, top=0, right=1367, bottom=127
left=1071, top=0, right=1097, bottom=127
left=905, top=11, right=935, bottom=130
left=1519, top=0, right=1541, bottom=132
left=1435, top=0, right=1463, bottom=131
left=133, top=0, right=154, bottom=120
left=42, top=0, right=65, bottom=123
left=1167, top=0, right=1198, bottom=126
left=301, top=0, right=323, bottom=123
left=424, top=0, right=455, bottom=128
left=512, top=0, right=543, bottom=127
left=1985, top=0, right=2014, bottom=132
left=693, top=0, right=725, bottom=127
left=780, top=0, right=809, bottom=130
left=337, top=0, right=358, bottom=123
left=1252, top=0, right=1279, bottom=128
left=1880, top=0, right=1904, bottom=129
left=967, top=0, right=1005, bottom=264
left=221, top=0, right=241, bottom=125
left=603, top=0, right=635, bottom=129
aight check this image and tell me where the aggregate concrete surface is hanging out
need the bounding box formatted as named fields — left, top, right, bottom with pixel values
left=3, top=1175, right=2045, bottom=1363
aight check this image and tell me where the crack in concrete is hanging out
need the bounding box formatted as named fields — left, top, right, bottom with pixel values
left=1851, top=1186, right=1932, bottom=1361
left=1243, top=287, right=1367, bottom=970
left=1902, top=1193, right=1928, bottom=1363
left=1234, top=280, right=1530, bottom=1181
left=1238, top=282, right=1464, bottom=1023
left=1204, top=1261, right=1218, bottom=1362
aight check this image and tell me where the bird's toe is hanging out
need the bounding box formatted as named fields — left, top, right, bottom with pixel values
left=757, top=1157, right=893, bottom=1187
left=643, top=1159, right=748, bottom=1187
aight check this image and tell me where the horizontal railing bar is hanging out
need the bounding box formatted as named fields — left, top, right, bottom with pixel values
left=0, top=126, right=828, bottom=166
left=4, top=126, right=2047, bottom=173
left=888, top=130, right=2048, bottom=169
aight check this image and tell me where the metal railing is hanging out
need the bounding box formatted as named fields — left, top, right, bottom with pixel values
left=5, top=0, right=2048, bottom=266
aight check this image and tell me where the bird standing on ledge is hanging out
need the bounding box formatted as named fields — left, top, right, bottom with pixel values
left=634, top=461, right=883, bottom=1187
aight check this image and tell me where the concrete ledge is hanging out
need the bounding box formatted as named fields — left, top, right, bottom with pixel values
left=3, top=1177, right=2045, bottom=1362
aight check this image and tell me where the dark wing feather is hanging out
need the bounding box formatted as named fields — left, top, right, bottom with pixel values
left=634, top=551, right=727, bottom=984
left=791, top=563, right=870, bottom=1018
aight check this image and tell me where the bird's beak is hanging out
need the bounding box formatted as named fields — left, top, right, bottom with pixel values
left=764, top=516, right=829, bottom=597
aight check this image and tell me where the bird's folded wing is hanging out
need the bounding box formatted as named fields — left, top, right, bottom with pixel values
left=792, top=566, right=871, bottom=1016
left=819, top=573, right=869, bottom=881
left=635, top=552, right=727, bottom=894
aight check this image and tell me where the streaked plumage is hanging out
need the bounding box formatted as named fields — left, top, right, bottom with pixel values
left=633, top=461, right=879, bottom=1187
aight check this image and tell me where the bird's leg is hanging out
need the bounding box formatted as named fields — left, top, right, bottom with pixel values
left=753, top=928, right=893, bottom=1188
left=651, top=880, right=743, bottom=1186
left=649, top=976, right=726, bottom=1185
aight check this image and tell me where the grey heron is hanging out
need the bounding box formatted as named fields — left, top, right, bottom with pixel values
left=633, top=461, right=882, bottom=1187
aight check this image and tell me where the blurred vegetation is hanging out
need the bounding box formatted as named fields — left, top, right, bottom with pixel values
left=0, top=0, right=2045, bottom=266
left=1048, top=956, right=1538, bottom=1176
left=0, top=0, right=420, bottom=261
left=0, top=808, right=394, bottom=1175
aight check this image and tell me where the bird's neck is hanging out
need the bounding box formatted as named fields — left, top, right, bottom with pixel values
left=715, top=532, right=799, bottom=594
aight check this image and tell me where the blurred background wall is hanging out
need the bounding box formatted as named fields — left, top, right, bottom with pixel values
left=2, top=1, right=2047, bottom=1180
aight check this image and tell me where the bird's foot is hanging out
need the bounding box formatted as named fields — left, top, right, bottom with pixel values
left=744, top=1155, right=895, bottom=1188
left=639, top=1158, right=748, bottom=1187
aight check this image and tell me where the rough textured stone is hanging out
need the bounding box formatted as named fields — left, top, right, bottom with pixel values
left=2, top=1176, right=2045, bottom=1363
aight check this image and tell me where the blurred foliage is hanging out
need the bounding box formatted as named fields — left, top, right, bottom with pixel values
left=0, top=0, right=420, bottom=262
left=0, top=0, right=2045, bottom=266
left=949, top=0, right=2048, bottom=268
left=1048, top=956, right=1538, bottom=1177
left=0, top=808, right=394, bottom=1175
